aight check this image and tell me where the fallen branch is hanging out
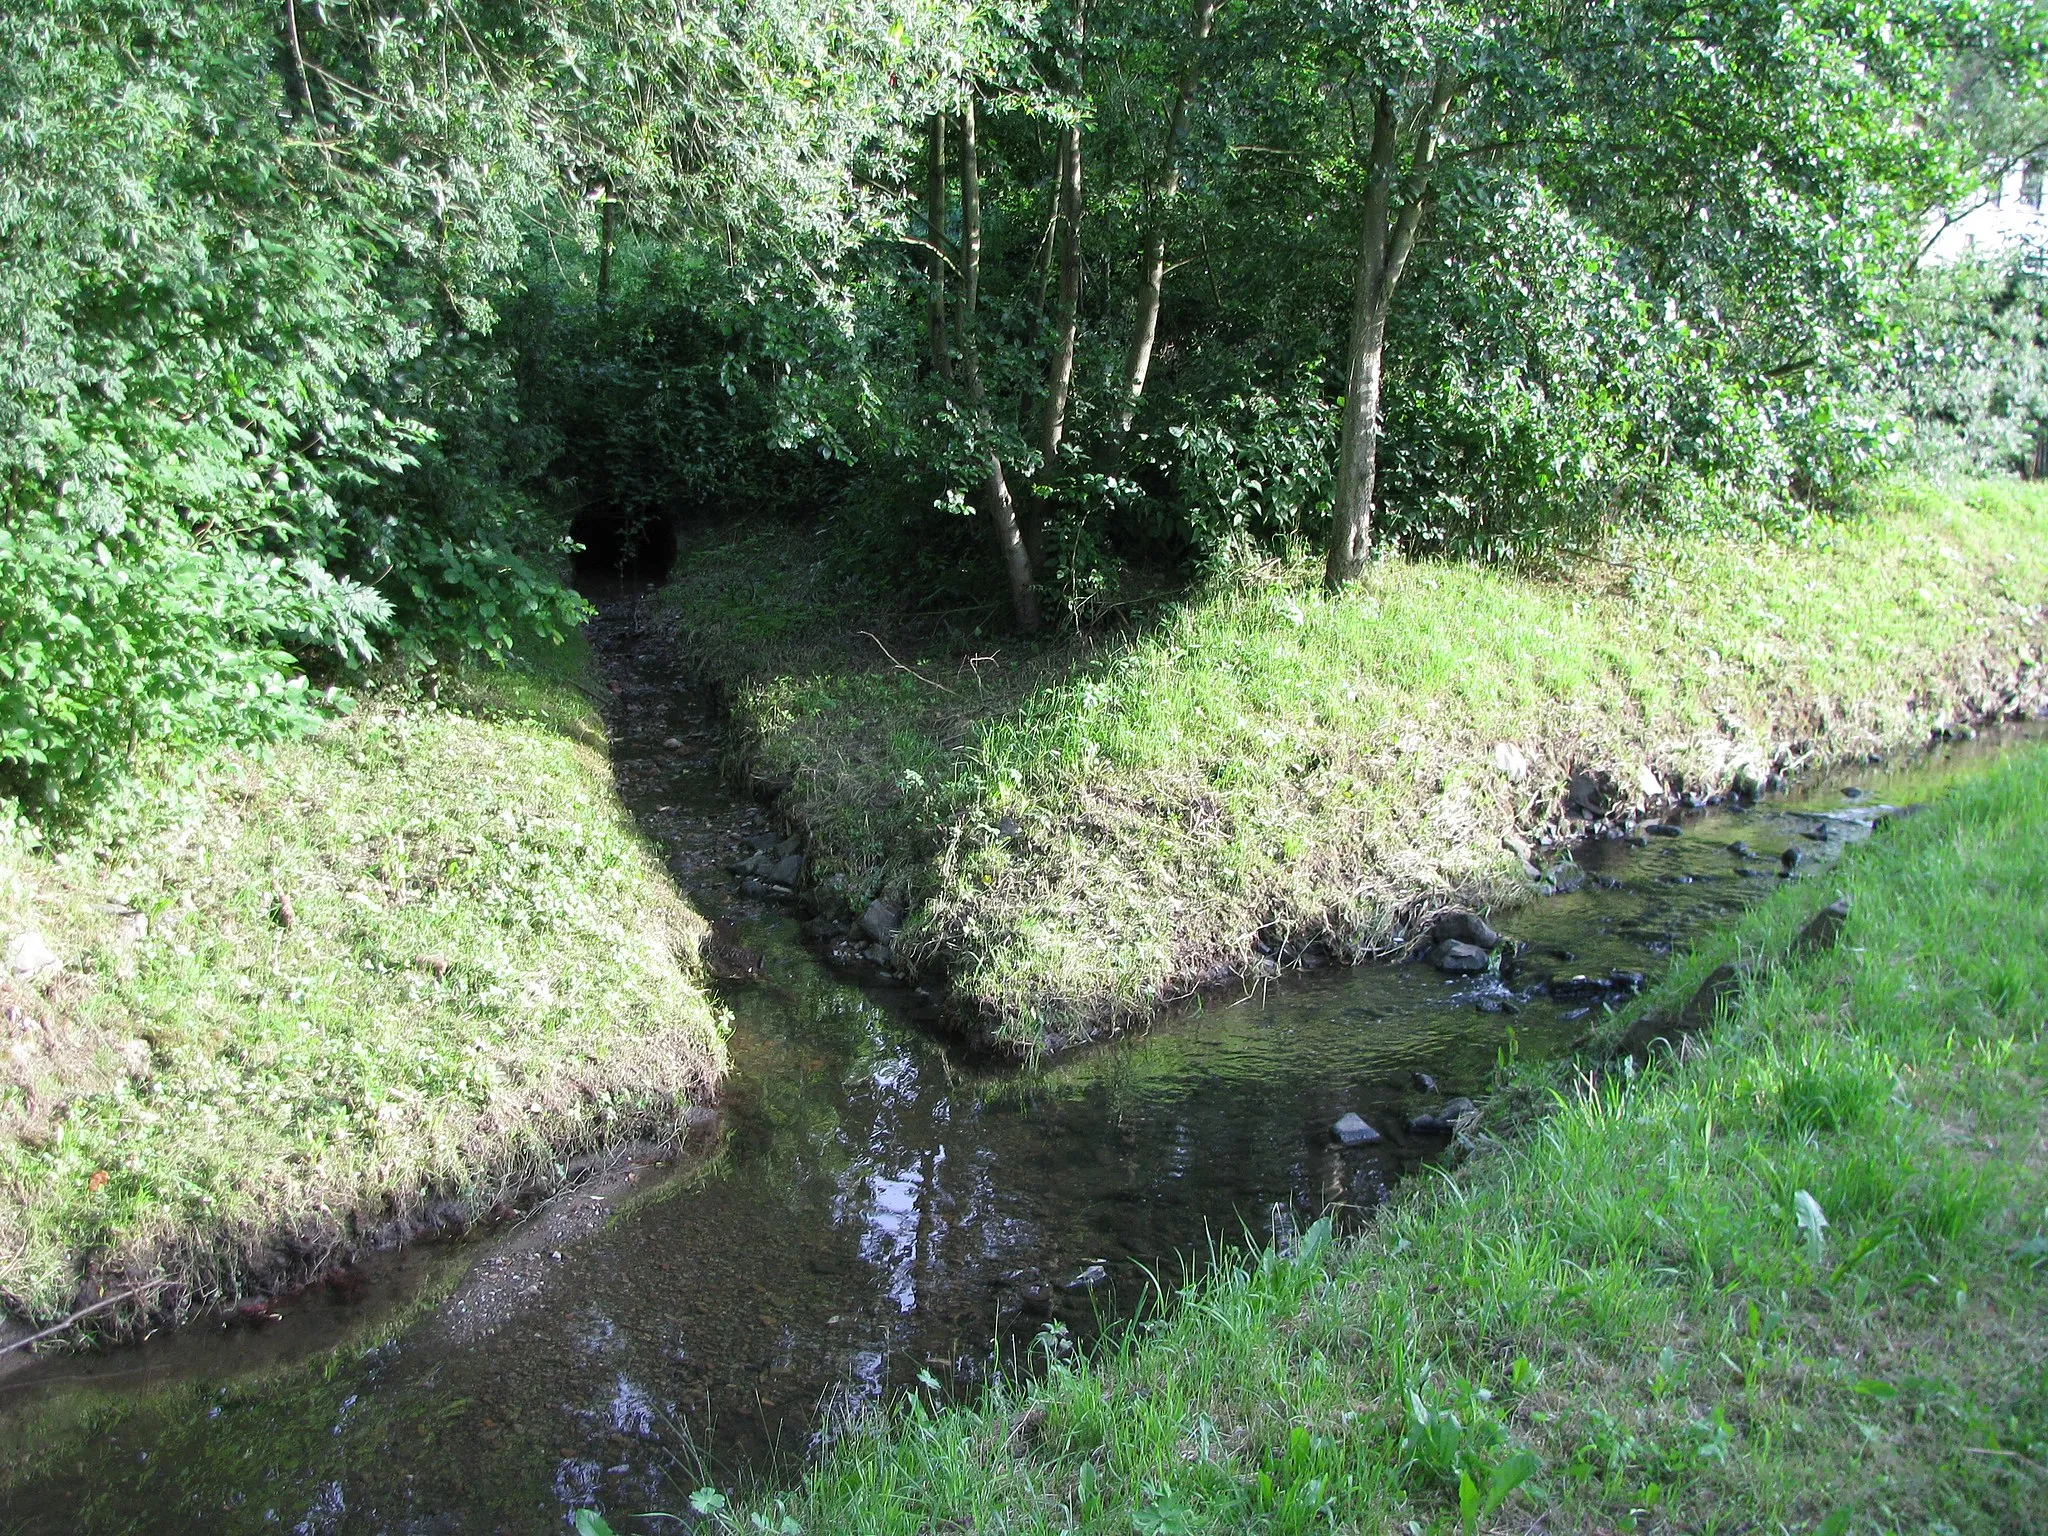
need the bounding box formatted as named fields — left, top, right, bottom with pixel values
left=859, top=632, right=957, bottom=696
left=1, top=1284, right=166, bottom=1357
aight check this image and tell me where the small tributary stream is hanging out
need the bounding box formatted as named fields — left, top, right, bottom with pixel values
left=0, top=591, right=2032, bottom=1534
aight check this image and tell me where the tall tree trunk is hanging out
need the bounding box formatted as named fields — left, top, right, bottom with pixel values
left=597, top=194, right=616, bottom=301
left=1324, top=78, right=1453, bottom=591
left=1117, top=0, right=1222, bottom=434
left=281, top=0, right=316, bottom=119
left=958, top=97, right=1041, bottom=632
left=1037, top=4, right=1087, bottom=474
left=926, top=114, right=952, bottom=381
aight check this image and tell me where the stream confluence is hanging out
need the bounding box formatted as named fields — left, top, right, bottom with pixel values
left=0, top=592, right=2027, bottom=1534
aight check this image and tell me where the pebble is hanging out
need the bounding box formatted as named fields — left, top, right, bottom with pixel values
left=1645, top=823, right=1683, bottom=838
left=1331, top=1112, right=1381, bottom=1146
left=3, top=932, right=60, bottom=978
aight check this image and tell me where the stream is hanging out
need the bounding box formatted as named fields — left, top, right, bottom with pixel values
left=0, top=589, right=2032, bottom=1534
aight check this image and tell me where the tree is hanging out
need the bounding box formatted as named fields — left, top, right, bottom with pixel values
left=1304, top=0, right=1994, bottom=588
left=1119, top=0, right=1225, bottom=433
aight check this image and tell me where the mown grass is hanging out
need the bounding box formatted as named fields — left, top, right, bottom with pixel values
left=668, top=481, right=2048, bottom=1050
left=703, top=732, right=2048, bottom=1535
left=0, top=652, right=726, bottom=1325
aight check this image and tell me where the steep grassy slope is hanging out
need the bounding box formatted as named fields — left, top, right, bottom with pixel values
left=669, top=480, right=2048, bottom=1050
left=0, top=661, right=726, bottom=1328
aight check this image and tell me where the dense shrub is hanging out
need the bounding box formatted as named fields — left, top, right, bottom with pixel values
left=0, top=1, right=555, bottom=811
left=1884, top=256, right=2048, bottom=477
left=505, top=248, right=845, bottom=542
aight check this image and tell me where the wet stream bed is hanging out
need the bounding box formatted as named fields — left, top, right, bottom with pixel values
left=0, top=593, right=2034, bottom=1534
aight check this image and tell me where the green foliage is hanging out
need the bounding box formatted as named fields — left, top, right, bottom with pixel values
left=0, top=0, right=983, bottom=817
left=0, top=0, right=553, bottom=810
left=743, top=0, right=2048, bottom=605
left=0, top=511, right=324, bottom=811
left=1886, top=256, right=2048, bottom=476
left=505, top=244, right=846, bottom=543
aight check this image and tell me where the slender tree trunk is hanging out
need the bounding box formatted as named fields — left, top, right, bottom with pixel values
left=1324, top=78, right=1453, bottom=591
left=958, top=97, right=1041, bottom=632
left=960, top=106, right=981, bottom=321
left=1038, top=125, right=1084, bottom=468
left=1117, top=0, right=1222, bottom=434
left=926, top=113, right=952, bottom=381
left=282, top=0, right=316, bottom=119
left=1037, top=3, right=1087, bottom=473
left=597, top=195, right=617, bottom=301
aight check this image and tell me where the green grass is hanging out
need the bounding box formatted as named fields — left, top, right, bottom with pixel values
left=668, top=481, right=2048, bottom=1050
left=0, top=653, right=726, bottom=1325
left=716, top=731, right=2048, bottom=1535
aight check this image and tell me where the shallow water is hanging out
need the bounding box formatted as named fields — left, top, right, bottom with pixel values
left=0, top=594, right=2034, bottom=1534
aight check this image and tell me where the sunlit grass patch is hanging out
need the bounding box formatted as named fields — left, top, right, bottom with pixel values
left=0, top=661, right=725, bottom=1324
left=671, top=479, right=2048, bottom=1049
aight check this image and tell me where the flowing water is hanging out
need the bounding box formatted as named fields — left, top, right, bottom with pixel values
left=0, top=591, right=2033, bottom=1534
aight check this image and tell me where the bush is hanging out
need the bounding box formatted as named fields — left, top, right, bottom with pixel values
left=0, top=1, right=578, bottom=814
left=0, top=509, right=367, bottom=814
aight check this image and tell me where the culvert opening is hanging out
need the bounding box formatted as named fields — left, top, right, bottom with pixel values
left=570, top=509, right=677, bottom=585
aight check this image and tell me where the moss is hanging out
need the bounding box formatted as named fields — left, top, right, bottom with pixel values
left=0, top=658, right=726, bottom=1325
left=666, top=480, right=2048, bottom=1051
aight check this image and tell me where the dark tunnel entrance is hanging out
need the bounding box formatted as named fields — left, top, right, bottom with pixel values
left=570, top=508, right=678, bottom=586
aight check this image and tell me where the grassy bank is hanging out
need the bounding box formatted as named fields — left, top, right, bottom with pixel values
left=717, top=732, right=2048, bottom=1534
left=0, top=657, right=726, bottom=1329
left=669, top=480, right=2048, bottom=1050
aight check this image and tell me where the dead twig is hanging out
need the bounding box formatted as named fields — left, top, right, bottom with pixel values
left=1, top=1283, right=166, bottom=1357
left=859, top=632, right=957, bottom=696
left=1962, top=1446, right=2048, bottom=1478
